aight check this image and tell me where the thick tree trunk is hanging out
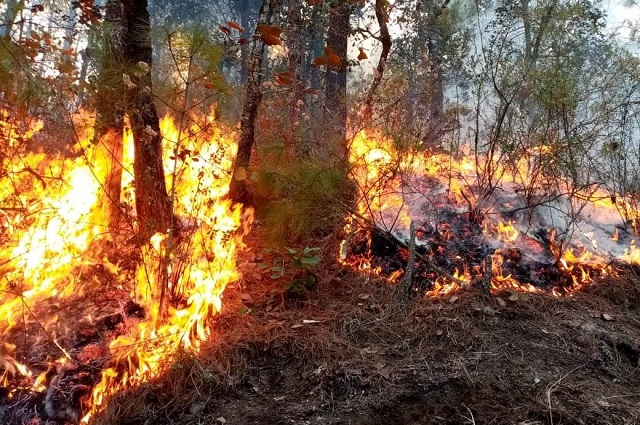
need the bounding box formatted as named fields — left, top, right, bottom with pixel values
left=228, top=0, right=278, bottom=204
left=121, top=0, right=172, bottom=239
left=323, top=0, right=350, bottom=165
left=363, top=0, right=392, bottom=125
left=94, top=0, right=126, bottom=236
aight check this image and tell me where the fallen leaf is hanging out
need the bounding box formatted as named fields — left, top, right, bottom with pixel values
left=496, top=298, right=507, bottom=307
left=602, top=313, right=615, bottom=321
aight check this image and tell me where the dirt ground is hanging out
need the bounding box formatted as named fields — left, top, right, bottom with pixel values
left=95, top=264, right=640, bottom=425
left=2, top=246, right=640, bottom=425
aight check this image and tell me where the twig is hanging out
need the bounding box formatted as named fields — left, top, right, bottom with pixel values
left=547, top=365, right=584, bottom=425
left=402, top=220, right=417, bottom=298
left=482, top=253, right=492, bottom=298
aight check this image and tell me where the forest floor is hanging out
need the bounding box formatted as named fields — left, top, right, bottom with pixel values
left=3, top=237, right=640, bottom=425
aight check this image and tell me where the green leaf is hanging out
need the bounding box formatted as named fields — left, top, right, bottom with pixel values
left=300, top=257, right=320, bottom=266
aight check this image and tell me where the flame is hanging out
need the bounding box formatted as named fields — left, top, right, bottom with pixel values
left=0, top=110, right=252, bottom=420
left=340, top=129, right=638, bottom=297
left=82, top=117, right=252, bottom=421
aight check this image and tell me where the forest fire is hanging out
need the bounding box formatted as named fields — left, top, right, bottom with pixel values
left=0, top=115, right=637, bottom=422
left=0, top=112, right=250, bottom=422
left=339, top=130, right=633, bottom=297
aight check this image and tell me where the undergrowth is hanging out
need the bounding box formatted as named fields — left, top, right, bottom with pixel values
left=253, top=156, right=354, bottom=246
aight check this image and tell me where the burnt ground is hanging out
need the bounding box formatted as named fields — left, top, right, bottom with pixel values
left=2, top=242, right=640, bottom=425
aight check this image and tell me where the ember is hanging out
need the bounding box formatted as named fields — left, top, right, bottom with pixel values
left=340, top=130, right=631, bottom=297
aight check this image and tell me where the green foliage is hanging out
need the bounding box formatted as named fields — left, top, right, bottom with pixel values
left=258, top=246, right=320, bottom=295
left=152, top=25, right=230, bottom=117
left=254, top=155, right=353, bottom=246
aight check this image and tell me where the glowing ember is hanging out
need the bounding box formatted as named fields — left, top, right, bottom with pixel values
left=340, top=129, right=639, bottom=296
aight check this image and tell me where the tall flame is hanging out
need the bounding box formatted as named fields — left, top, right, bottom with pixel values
left=0, top=111, right=252, bottom=420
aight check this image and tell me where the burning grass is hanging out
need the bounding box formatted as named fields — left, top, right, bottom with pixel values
left=1, top=115, right=640, bottom=424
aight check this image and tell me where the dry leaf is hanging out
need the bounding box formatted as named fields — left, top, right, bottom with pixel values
left=227, top=21, right=244, bottom=31
left=602, top=313, right=614, bottom=321
left=261, top=34, right=282, bottom=46
left=312, top=56, right=328, bottom=67
left=327, top=53, right=342, bottom=67
left=257, top=24, right=283, bottom=37
left=358, top=47, right=368, bottom=60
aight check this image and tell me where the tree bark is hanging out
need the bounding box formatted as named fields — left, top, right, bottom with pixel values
left=423, top=34, right=444, bottom=147
left=420, top=0, right=451, bottom=148
left=228, top=0, right=278, bottom=204
left=121, top=0, right=172, bottom=239
left=285, top=0, right=304, bottom=160
left=0, top=0, right=23, bottom=39
left=93, top=0, right=126, bottom=236
left=363, top=0, right=392, bottom=125
left=323, top=0, right=351, bottom=165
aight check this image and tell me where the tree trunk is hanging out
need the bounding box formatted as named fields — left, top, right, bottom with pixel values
left=363, top=0, right=392, bottom=125
left=0, top=0, right=23, bottom=39
left=423, top=34, right=444, bottom=148
left=420, top=0, right=451, bottom=148
left=285, top=0, right=304, bottom=159
left=228, top=0, right=278, bottom=204
left=93, top=0, right=126, bottom=236
left=121, top=0, right=172, bottom=239
left=323, top=0, right=350, bottom=165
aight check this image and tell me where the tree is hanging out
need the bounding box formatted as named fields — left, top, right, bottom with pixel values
left=120, top=0, right=172, bottom=238
left=323, top=0, right=352, bottom=165
left=93, top=0, right=126, bottom=235
left=362, top=0, right=392, bottom=125
left=228, top=0, right=279, bottom=204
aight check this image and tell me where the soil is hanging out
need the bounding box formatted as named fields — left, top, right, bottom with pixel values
left=2, top=244, right=640, bottom=425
